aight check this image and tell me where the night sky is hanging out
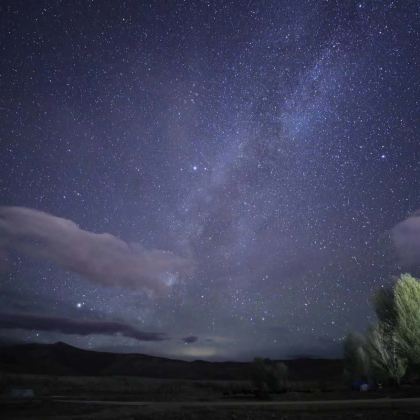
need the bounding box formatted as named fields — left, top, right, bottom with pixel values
left=1, top=0, right=419, bottom=361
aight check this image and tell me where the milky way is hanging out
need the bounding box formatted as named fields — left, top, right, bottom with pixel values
left=1, top=1, right=419, bottom=360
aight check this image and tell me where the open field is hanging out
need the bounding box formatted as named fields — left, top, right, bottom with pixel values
left=1, top=373, right=420, bottom=419
left=1, top=344, right=420, bottom=418
left=2, top=397, right=420, bottom=419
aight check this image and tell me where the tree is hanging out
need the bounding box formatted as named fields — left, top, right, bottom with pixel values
left=251, top=358, right=269, bottom=398
left=251, top=358, right=288, bottom=398
left=366, top=323, right=407, bottom=386
left=373, top=287, right=397, bottom=329
left=343, top=332, right=370, bottom=383
left=394, top=274, right=420, bottom=366
left=270, top=362, right=288, bottom=392
left=343, top=273, right=420, bottom=387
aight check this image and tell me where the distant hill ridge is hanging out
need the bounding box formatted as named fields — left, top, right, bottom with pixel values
left=0, top=342, right=343, bottom=381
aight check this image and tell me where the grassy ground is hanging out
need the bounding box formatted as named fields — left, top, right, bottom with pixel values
left=1, top=374, right=420, bottom=419
left=1, top=373, right=253, bottom=401
left=2, top=372, right=420, bottom=401
left=2, top=399, right=420, bottom=420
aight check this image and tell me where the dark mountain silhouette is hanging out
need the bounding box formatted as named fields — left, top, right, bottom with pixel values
left=0, top=342, right=343, bottom=381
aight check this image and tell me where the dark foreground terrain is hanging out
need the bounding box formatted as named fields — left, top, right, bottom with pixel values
left=2, top=398, right=420, bottom=420
left=1, top=342, right=420, bottom=419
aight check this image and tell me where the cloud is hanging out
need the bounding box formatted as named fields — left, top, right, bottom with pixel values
left=182, top=335, right=198, bottom=344
left=0, top=312, right=166, bottom=341
left=0, top=206, right=193, bottom=292
left=391, top=212, right=420, bottom=267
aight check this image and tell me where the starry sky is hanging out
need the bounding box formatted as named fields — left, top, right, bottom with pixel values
left=0, top=0, right=419, bottom=361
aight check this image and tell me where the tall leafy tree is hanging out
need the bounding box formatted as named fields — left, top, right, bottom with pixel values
left=394, top=274, right=420, bottom=366
left=366, top=324, right=407, bottom=385
left=373, top=287, right=397, bottom=329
